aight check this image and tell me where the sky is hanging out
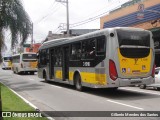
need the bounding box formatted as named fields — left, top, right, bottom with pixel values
left=21, top=0, right=130, bottom=43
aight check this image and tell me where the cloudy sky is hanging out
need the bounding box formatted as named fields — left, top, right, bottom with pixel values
left=22, top=0, right=130, bottom=43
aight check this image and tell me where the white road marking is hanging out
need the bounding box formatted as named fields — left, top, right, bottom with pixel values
left=50, top=85, right=62, bottom=89
left=29, top=79, right=34, bottom=81
left=107, top=99, right=144, bottom=110
left=120, top=88, right=160, bottom=96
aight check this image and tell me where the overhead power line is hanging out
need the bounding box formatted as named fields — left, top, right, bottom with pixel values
left=34, top=2, right=60, bottom=24
left=70, top=0, right=130, bottom=28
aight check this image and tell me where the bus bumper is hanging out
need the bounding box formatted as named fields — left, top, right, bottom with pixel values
left=118, top=76, right=155, bottom=87
left=19, top=68, right=37, bottom=72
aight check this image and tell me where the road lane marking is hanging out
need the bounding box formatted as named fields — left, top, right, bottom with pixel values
left=29, top=79, right=34, bottom=81
left=120, top=88, right=160, bottom=96
left=50, top=85, right=62, bottom=89
left=107, top=99, right=144, bottom=110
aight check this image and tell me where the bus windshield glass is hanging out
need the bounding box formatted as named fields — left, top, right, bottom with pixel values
left=4, top=57, right=12, bottom=62
left=117, top=30, right=150, bottom=47
left=22, top=54, right=37, bottom=61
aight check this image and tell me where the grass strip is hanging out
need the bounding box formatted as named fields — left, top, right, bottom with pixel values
left=0, top=83, right=48, bottom=120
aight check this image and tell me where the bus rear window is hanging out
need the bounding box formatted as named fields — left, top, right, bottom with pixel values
left=4, top=57, right=12, bottom=61
left=117, top=30, right=150, bottom=58
left=23, top=54, right=37, bottom=60
left=117, top=30, right=150, bottom=47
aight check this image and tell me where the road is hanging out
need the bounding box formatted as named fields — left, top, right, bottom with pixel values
left=0, top=68, right=160, bottom=120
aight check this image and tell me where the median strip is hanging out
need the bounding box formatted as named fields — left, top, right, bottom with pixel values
left=0, top=82, right=49, bottom=120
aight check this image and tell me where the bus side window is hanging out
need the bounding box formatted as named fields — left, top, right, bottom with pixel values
left=54, top=47, right=62, bottom=66
left=40, top=49, right=47, bottom=66
left=82, top=39, right=95, bottom=59
left=70, top=42, right=81, bottom=60
left=96, top=36, right=106, bottom=56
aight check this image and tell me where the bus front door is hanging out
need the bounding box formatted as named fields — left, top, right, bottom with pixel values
left=62, top=46, right=69, bottom=81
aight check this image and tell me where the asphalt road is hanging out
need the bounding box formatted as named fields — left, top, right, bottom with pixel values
left=0, top=68, right=160, bottom=120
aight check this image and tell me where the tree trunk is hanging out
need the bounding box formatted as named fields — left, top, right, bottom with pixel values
left=0, top=84, right=3, bottom=120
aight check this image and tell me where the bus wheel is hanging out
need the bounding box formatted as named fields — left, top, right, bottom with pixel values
left=156, top=87, right=160, bottom=91
left=16, top=68, right=19, bottom=74
left=44, top=71, right=48, bottom=82
left=140, top=84, right=146, bottom=89
left=75, top=74, right=83, bottom=91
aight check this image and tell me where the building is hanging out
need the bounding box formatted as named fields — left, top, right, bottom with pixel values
left=25, top=43, right=41, bottom=53
left=63, top=29, right=99, bottom=36
left=100, top=0, right=160, bottom=67
left=100, top=0, right=160, bottom=45
left=44, top=29, right=99, bottom=42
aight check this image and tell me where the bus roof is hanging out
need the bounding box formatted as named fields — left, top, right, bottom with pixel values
left=39, top=27, right=151, bottom=50
left=39, top=38, right=69, bottom=50
left=12, top=52, right=37, bottom=56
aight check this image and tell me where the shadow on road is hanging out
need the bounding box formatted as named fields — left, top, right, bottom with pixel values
left=0, top=80, right=45, bottom=92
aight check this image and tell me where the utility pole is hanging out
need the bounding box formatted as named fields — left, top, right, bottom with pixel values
left=56, top=0, right=70, bottom=36
left=30, top=23, right=33, bottom=52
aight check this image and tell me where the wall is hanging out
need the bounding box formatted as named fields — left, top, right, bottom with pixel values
left=100, top=0, right=160, bottom=29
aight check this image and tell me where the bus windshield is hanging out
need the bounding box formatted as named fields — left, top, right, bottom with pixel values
left=22, top=54, right=37, bottom=61
left=117, top=30, right=150, bottom=47
left=3, top=57, right=12, bottom=62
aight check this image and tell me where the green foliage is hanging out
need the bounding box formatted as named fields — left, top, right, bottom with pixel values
left=0, top=0, right=32, bottom=50
left=1, top=83, right=48, bottom=120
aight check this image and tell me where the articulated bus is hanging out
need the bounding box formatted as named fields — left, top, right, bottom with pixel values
left=38, top=27, right=155, bottom=91
left=12, top=52, right=37, bottom=74
left=1, top=56, right=12, bottom=70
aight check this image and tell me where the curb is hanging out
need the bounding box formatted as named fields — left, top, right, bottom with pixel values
left=0, top=82, right=54, bottom=120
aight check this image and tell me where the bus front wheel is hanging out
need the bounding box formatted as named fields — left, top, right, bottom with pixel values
left=75, top=74, right=83, bottom=91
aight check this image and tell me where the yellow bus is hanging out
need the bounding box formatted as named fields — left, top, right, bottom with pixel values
left=12, top=52, right=37, bottom=75
left=1, top=56, right=12, bottom=70
left=38, top=27, right=155, bottom=91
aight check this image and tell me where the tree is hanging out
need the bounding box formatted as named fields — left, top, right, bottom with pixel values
left=0, top=0, right=32, bottom=61
left=0, top=84, right=2, bottom=119
left=0, top=1, right=31, bottom=115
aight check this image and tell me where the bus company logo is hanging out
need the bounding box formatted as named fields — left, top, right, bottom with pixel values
left=122, top=59, right=127, bottom=62
left=142, top=65, right=146, bottom=70
left=134, top=58, right=138, bottom=65
left=122, top=68, right=126, bottom=73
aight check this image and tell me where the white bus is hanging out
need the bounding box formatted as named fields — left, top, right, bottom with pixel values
left=12, top=52, right=37, bottom=74
left=1, top=56, right=12, bottom=70
left=38, top=27, right=155, bottom=91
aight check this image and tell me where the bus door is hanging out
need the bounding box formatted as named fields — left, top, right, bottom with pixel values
left=50, top=49, right=55, bottom=79
left=62, top=46, right=69, bottom=81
